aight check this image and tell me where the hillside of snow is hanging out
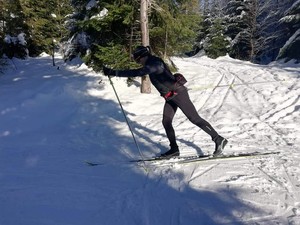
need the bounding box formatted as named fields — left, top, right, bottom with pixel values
left=0, top=54, right=299, bottom=225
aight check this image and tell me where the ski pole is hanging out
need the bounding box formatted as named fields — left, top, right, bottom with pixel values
left=106, top=76, right=147, bottom=167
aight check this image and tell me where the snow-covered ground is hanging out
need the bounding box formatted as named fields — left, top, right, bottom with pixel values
left=0, top=53, right=299, bottom=225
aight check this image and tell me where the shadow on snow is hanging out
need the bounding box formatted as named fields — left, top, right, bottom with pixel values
left=0, top=56, right=264, bottom=225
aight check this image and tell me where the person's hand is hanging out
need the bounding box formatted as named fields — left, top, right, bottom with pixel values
left=103, top=66, right=116, bottom=76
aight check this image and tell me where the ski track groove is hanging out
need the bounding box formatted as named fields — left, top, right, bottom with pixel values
left=251, top=157, right=300, bottom=218
left=220, top=153, right=300, bottom=223
left=187, top=164, right=219, bottom=184
left=229, top=90, right=286, bottom=139
left=263, top=94, right=300, bottom=122
left=231, top=67, right=299, bottom=125
left=228, top=68, right=272, bottom=104
left=223, top=68, right=295, bottom=147
left=244, top=102, right=292, bottom=146
left=201, top=68, right=227, bottom=106
left=173, top=62, right=290, bottom=151
left=207, top=75, right=236, bottom=120
left=202, top=65, right=290, bottom=147
left=225, top=67, right=273, bottom=110
left=282, top=162, right=300, bottom=199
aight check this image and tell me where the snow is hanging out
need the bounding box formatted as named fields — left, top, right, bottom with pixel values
left=4, top=33, right=27, bottom=45
left=10, top=13, right=16, bottom=18
left=0, top=53, right=299, bottom=225
left=86, top=0, right=98, bottom=10
left=90, top=8, right=108, bottom=20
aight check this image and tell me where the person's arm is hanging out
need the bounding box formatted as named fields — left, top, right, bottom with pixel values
left=103, top=60, right=164, bottom=77
left=116, top=66, right=151, bottom=77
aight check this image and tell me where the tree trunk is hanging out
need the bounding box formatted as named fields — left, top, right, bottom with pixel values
left=140, top=0, right=151, bottom=93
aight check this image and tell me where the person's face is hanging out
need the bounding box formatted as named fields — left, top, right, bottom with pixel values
left=136, top=56, right=148, bottom=65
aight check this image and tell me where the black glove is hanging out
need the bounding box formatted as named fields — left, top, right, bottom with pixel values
left=103, top=66, right=116, bottom=76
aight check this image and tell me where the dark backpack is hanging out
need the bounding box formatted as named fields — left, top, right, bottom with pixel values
left=174, top=73, right=187, bottom=86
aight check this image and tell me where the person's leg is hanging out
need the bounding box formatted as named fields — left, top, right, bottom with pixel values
left=161, top=101, right=179, bottom=156
left=172, top=90, right=218, bottom=139
left=171, top=90, right=227, bottom=155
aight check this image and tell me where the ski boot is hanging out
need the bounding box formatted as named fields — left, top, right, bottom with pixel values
left=160, top=145, right=179, bottom=158
left=213, top=136, right=228, bottom=156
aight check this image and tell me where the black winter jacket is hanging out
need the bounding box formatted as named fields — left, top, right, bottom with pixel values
left=115, top=55, right=185, bottom=96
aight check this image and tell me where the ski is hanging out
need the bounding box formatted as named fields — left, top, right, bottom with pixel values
left=130, top=151, right=280, bottom=164
left=85, top=151, right=280, bottom=166
left=128, top=154, right=210, bottom=163
left=177, top=151, right=280, bottom=164
left=85, top=161, right=106, bottom=166
left=84, top=155, right=205, bottom=166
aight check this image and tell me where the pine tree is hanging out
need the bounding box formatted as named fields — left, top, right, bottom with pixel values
left=204, top=18, right=230, bottom=59
left=224, top=0, right=257, bottom=61
left=67, top=0, right=201, bottom=70
left=0, top=0, right=6, bottom=57
left=197, top=0, right=230, bottom=58
left=254, top=0, right=280, bottom=63
left=66, top=0, right=139, bottom=70
left=277, top=0, right=300, bottom=62
left=149, top=0, right=201, bottom=58
left=0, top=0, right=28, bottom=58
left=20, top=0, right=72, bottom=56
left=254, top=0, right=297, bottom=63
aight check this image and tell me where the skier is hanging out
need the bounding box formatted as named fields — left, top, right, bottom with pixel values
left=103, top=46, right=227, bottom=157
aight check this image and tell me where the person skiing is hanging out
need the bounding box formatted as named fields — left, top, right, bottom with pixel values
left=103, top=46, right=227, bottom=157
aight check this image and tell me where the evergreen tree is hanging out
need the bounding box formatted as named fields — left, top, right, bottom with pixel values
left=0, top=0, right=72, bottom=58
left=224, top=0, right=257, bottom=61
left=254, top=0, right=297, bottom=63
left=197, top=0, right=230, bottom=58
left=221, top=0, right=298, bottom=63
left=66, top=0, right=201, bottom=70
left=149, top=0, right=201, bottom=57
left=66, top=0, right=138, bottom=70
left=0, top=0, right=6, bottom=57
left=254, top=0, right=280, bottom=63
left=204, top=18, right=230, bottom=58
left=277, top=0, right=300, bottom=62
left=20, top=0, right=72, bottom=56
left=0, top=0, right=28, bottom=58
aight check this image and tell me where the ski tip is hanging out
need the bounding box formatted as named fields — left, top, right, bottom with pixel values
left=84, top=161, right=101, bottom=166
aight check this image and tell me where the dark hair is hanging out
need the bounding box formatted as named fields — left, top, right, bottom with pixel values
left=132, top=46, right=151, bottom=61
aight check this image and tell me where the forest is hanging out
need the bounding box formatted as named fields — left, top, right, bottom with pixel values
left=0, top=0, right=299, bottom=71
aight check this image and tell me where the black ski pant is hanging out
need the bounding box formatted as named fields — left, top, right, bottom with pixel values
left=162, top=88, right=219, bottom=148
